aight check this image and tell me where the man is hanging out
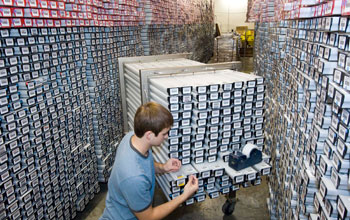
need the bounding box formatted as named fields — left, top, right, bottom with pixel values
left=100, top=102, right=199, bottom=220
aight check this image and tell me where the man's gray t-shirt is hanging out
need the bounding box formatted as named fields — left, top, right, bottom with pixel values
left=100, top=132, right=156, bottom=220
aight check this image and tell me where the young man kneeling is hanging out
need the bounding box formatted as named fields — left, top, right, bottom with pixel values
left=100, top=102, right=198, bottom=220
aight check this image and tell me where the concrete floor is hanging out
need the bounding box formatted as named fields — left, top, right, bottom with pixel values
left=240, top=57, right=255, bottom=74
left=76, top=176, right=269, bottom=220
left=75, top=57, right=270, bottom=220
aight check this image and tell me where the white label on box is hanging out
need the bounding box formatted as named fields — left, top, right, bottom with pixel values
left=223, top=83, right=232, bottom=91
left=233, top=121, right=241, bottom=129
left=182, top=136, right=191, bottom=143
left=170, top=104, right=179, bottom=111
left=223, top=108, right=231, bottom=115
left=169, top=145, right=178, bottom=152
left=232, top=113, right=240, bottom=121
left=222, top=99, right=230, bottom=106
left=256, top=101, right=263, bottom=108
left=210, top=92, right=219, bottom=100
left=170, top=138, right=179, bottom=145
left=257, top=85, right=264, bottom=93
left=331, top=169, right=339, bottom=188
left=211, top=117, right=219, bottom=124
left=235, top=129, right=243, bottom=136
left=222, top=187, right=230, bottom=194
left=235, top=82, right=243, bottom=88
left=1, top=171, right=9, bottom=181
left=255, top=109, right=263, bottom=116
left=234, top=106, right=242, bottom=113
left=194, top=141, right=203, bottom=148
left=256, top=139, right=264, bottom=144
left=223, top=124, right=231, bottom=131
left=223, top=116, right=231, bottom=124
left=182, top=95, right=191, bottom=103
left=208, top=155, right=216, bottom=163
left=212, top=102, right=220, bottom=109
left=234, top=90, right=242, bottom=97
left=339, top=35, right=347, bottom=49
left=338, top=199, right=346, bottom=218
left=246, top=95, right=253, bottom=102
left=257, top=94, right=264, bottom=100
left=247, top=88, right=255, bottom=95
left=170, top=152, right=179, bottom=158
left=1, top=8, right=11, bottom=17
left=324, top=47, right=330, bottom=59
left=210, top=85, right=219, bottom=92
left=182, top=119, right=190, bottom=127
left=182, top=150, right=191, bottom=157
left=195, top=149, right=204, bottom=157
left=182, top=87, right=191, bottom=94
left=223, top=131, right=231, bottom=138
left=222, top=91, right=231, bottom=99
left=248, top=173, right=256, bottom=180
left=235, top=176, right=244, bottom=183
left=198, top=94, right=206, bottom=102
left=198, top=102, right=206, bottom=109
left=199, top=112, right=207, bottom=119
left=248, top=81, right=256, bottom=87
left=263, top=168, right=270, bottom=175
left=172, top=113, right=179, bottom=120
left=220, top=145, right=228, bottom=151
left=169, top=96, right=178, bottom=104
left=180, top=144, right=189, bottom=151
left=244, top=117, right=251, bottom=124
left=245, top=110, right=252, bottom=117
left=210, top=141, right=218, bottom=148
left=195, top=157, right=204, bottom=164
left=339, top=124, right=347, bottom=140
left=209, top=148, right=217, bottom=155
left=182, top=128, right=191, bottom=135
left=234, top=98, right=242, bottom=105
left=197, top=127, right=205, bottom=134
left=215, top=170, right=223, bottom=177
left=169, top=88, right=177, bottom=96
left=198, top=119, right=206, bottom=126
left=183, top=103, right=192, bottom=111
left=210, top=126, right=218, bottom=133
left=256, top=130, right=263, bottom=137
left=212, top=110, right=220, bottom=117
left=245, top=132, right=252, bottom=139
left=197, top=134, right=205, bottom=141
left=340, top=17, right=347, bottom=31
left=334, top=69, right=342, bottom=83
left=344, top=75, right=350, bottom=90
left=341, top=110, right=350, bottom=125
left=197, top=86, right=206, bottom=93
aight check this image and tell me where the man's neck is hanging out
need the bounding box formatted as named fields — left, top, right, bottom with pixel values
left=131, top=135, right=151, bottom=156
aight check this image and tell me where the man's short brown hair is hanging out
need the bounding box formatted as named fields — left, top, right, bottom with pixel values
left=134, top=102, right=174, bottom=138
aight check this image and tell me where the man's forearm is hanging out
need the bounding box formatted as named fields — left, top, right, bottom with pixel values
left=148, top=193, right=188, bottom=220
left=154, top=161, right=165, bottom=174
left=134, top=175, right=198, bottom=220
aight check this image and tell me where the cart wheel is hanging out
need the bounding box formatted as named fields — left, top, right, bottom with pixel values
left=222, top=200, right=235, bottom=215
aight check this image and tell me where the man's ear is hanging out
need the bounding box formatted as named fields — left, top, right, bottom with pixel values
left=144, top=131, right=155, bottom=141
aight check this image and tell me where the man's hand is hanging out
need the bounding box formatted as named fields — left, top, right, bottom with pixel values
left=183, top=175, right=199, bottom=198
left=134, top=174, right=198, bottom=220
left=163, top=158, right=181, bottom=173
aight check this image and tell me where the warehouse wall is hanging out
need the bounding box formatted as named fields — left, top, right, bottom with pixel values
left=252, top=0, right=350, bottom=219
left=214, top=0, right=254, bottom=33
left=0, top=1, right=215, bottom=219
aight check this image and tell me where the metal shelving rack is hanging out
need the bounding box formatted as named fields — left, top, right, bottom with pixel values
left=118, top=54, right=270, bottom=212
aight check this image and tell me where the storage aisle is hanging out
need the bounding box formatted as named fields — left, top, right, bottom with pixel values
left=75, top=57, right=271, bottom=220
